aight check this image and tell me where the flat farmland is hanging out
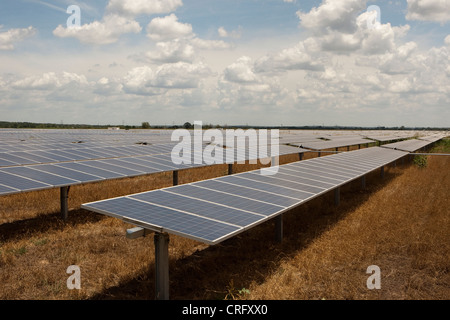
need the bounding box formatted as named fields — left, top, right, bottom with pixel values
left=0, top=139, right=448, bottom=300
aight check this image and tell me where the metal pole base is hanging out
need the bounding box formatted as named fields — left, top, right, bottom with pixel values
left=334, top=187, right=340, bottom=206
left=60, top=186, right=70, bottom=221
left=173, top=170, right=179, bottom=186
left=154, top=233, right=170, bottom=300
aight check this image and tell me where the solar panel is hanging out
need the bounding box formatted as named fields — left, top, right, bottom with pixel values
left=30, top=150, right=73, bottom=162
left=0, top=166, right=78, bottom=187
left=204, top=175, right=315, bottom=200
left=0, top=158, right=20, bottom=167
left=101, top=158, right=160, bottom=174
left=195, top=179, right=301, bottom=208
left=166, top=184, right=284, bottom=216
left=0, top=153, right=39, bottom=165
left=80, top=160, right=144, bottom=176
left=56, top=162, right=121, bottom=179
left=7, top=151, right=57, bottom=164
left=120, top=156, right=177, bottom=171
left=31, top=164, right=103, bottom=183
left=0, top=183, right=19, bottom=195
left=130, top=190, right=265, bottom=227
left=83, top=146, right=409, bottom=245
left=277, top=166, right=345, bottom=184
left=381, top=139, right=434, bottom=152
left=236, top=171, right=326, bottom=194
left=83, top=197, right=241, bottom=244
left=0, top=171, right=51, bottom=191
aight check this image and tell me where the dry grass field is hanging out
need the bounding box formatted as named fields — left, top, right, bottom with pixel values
left=0, top=141, right=448, bottom=300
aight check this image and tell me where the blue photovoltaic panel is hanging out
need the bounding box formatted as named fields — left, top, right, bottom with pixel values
left=56, top=162, right=123, bottom=179
left=46, top=149, right=90, bottom=161
left=282, top=163, right=350, bottom=182
left=217, top=175, right=313, bottom=200
left=102, top=158, right=161, bottom=174
left=0, top=158, right=19, bottom=167
left=81, top=160, right=144, bottom=176
left=31, top=164, right=103, bottom=183
left=278, top=166, right=345, bottom=184
left=68, top=148, right=108, bottom=159
left=31, top=150, right=73, bottom=162
left=118, top=156, right=176, bottom=171
left=237, top=172, right=324, bottom=194
left=238, top=172, right=326, bottom=194
left=291, top=162, right=355, bottom=179
left=0, top=153, right=39, bottom=165
left=146, top=154, right=193, bottom=169
left=0, top=166, right=78, bottom=187
left=8, top=152, right=57, bottom=164
left=0, top=184, right=19, bottom=195
left=82, top=197, right=240, bottom=244
left=195, top=179, right=301, bottom=208
left=0, top=171, right=51, bottom=191
left=130, top=190, right=265, bottom=227
left=166, top=184, right=284, bottom=216
left=272, top=170, right=338, bottom=189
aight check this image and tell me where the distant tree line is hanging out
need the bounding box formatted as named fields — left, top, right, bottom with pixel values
left=0, top=121, right=448, bottom=131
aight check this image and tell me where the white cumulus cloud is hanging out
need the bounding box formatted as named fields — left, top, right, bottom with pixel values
left=0, top=26, right=36, bottom=50
left=53, top=14, right=141, bottom=45
left=146, top=14, right=193, bottom=41
left=107, top=0, right=183, bottom=16
left=406, top=0, right=450, bottom=22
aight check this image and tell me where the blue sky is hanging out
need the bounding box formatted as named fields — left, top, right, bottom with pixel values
left=0, top=0, right=449, bottom=127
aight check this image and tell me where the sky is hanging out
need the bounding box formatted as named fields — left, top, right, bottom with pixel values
left=0, top=0, right=449, bottom=127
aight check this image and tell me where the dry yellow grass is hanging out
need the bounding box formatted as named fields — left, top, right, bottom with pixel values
left=0, top=142, right=448, bottom=300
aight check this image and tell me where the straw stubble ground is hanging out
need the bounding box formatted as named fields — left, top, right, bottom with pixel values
left=0, top=142, right=448, bottom=299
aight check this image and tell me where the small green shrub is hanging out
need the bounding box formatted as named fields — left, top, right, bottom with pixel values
left=413, top=155, right=427, bottom=168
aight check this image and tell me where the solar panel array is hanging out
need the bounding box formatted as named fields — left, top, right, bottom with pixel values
left=0, top=141, right=306, bottom=197
left=0, top=129, right=446, bottom=198
left=82, top=147, right=408, bottom=245
left=381, top=139, right=436, bottom=152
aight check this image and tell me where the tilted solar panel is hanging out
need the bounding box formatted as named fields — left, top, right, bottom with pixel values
left=82, top=147, right=408, bottom=245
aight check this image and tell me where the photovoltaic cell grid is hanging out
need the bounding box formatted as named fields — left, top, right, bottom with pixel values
left=292, top=137, right=375, bottom=150
left=0, top=129, right=444, bottom=197
left=0, top=142, right=307, bottom=196
left=82, top=147, right=408, bottom=245
left=381, top=139, right=435, bottom=152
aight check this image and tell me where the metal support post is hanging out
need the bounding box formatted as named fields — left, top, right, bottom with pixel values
left=361, top=175, right=366, bottom=189
left=299, top=153, right=303, bottom=161
left=154, top=232, right=170, bottom=300
left=228, top=163, right=233, bottom=175
left=334, top=187, right=340, bottom=206
left=60, top=186, right=70, bottom=221
left=380, top=166, right=385, bottom=178
left=173, top=170, right=178, bottom=186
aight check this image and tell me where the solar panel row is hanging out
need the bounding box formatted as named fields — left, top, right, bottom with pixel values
left=0, top=144, right=176, bottom=167
left=381, top=139, right=436, bottom=152
left=292, top=137, right=375, bottom=150
left=82, top=147, right=408, bottom=245
left=0, top=144, right=306, bottom=196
